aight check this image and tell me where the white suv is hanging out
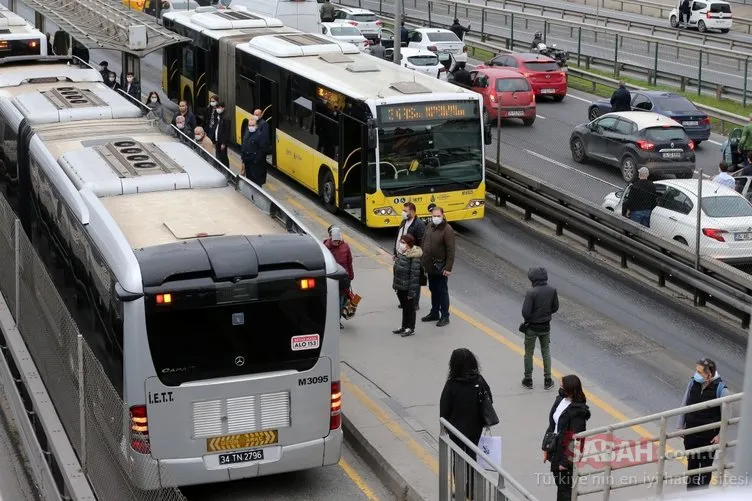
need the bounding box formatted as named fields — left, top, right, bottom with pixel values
left=669, top=0, right=732, bottom=33
left=331, top=5, right=382, bottom=41
left=406, top=27, right=467, bottom=63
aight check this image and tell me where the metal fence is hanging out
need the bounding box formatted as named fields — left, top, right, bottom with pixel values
left=572, top=393, right=743, bottom=500
left=439, top=418, right=541, bottom=501
left=0, top=192, right=188, bottom=501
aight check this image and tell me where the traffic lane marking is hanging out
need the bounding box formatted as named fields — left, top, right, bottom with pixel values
left=524, top=149, right=622, bottom=189
left=339, top=457, right=381, bottom=501
left=567, top=93, right=593, bottom=104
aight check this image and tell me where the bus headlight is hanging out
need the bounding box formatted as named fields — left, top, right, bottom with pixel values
left=373, top=206, right=398, bottom=216
left=466, top=199, right=485, bottom=208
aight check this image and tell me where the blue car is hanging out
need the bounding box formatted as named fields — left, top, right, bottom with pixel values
left=587, top=91, right=711, bottom=144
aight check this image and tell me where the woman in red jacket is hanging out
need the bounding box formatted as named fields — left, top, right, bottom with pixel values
left=324, top=226, right=354, bottom=328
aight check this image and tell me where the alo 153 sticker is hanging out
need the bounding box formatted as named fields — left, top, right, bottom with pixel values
left=291, top=334, right=320, bottom=351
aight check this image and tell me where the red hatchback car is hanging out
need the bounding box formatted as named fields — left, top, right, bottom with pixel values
left=480, top=53, right=567, bottom=101
left=468, top=67, right=536, bottom=126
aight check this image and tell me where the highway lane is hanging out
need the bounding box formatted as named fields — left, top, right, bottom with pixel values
left=344, top=0, right=749, bottom=91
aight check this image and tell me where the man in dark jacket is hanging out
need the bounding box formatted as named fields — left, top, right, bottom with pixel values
left=98, top=60, right=110, bottom=82
left=421, top=206, right=455, bottom=327
left=394, top=202, right=426, bottom=310
left=241, top=116, right=267, bottom=186
left=610, top=81, right=631, bottom=112
left=320, top=0, right=335, bottom=22
left=123, top=72, right=141, bottom=101
left=213, top=102, right=231, bottom=167
left=400, top=22, right=409, bottom=45
left=452, top=62, right=472, bottom=87
left=449, top=18, right=470, bottom=41
left=622, top=167, right=658, bottom=227
left=253, top=109, right=270, bottom=152
left=679, top=0, right=691, bottom=27
left=521, top=267, right=559, bottom=389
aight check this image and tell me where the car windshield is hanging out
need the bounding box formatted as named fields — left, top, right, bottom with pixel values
left=353, top=13, right=378, bottom=21
left=655, top=96, right=697, bottom=112
left=710, top=3, right=731, bottom=13
left=407, top=55, right=438, bottom=66
left=331, top=26, right=362, bottom=36
left=702, top=196, right=752, bottom=218
left=522, top=61, right=560, bottom=72
left=426, top=32, right=460, bottom=42
left=644, top=127, right=687, bottom=141
left=496, top=78, right=531, bottom=92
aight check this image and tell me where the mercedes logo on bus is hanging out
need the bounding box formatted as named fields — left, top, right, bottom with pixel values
left=671, top=142, right=675, bottom=148
left=234, top=356, right=245, bottom=367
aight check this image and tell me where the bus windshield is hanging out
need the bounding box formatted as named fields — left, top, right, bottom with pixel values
left=376, top=117, right=483, bottom=193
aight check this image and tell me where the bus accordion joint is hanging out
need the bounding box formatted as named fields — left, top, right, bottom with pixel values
left=330, top=381, right=342, bottom=430
left=299, top=278, right=316, bottom=290
left=129, top=405, right=151, bottom=454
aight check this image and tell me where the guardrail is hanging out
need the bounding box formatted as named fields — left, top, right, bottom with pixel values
left=483, top=158, right=752, bottom=328
left=349, top=0, right=752, bottom=103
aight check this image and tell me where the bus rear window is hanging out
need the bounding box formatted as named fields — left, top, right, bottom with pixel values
left=146, top=293, right=327, bottom=386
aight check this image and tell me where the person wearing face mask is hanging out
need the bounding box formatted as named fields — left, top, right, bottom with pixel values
left=323, top=226, right=354, bottom=329
left=677, top=358, right=730, bottom=489
left=421, top=206, right=455, bottom=327
left=174, top=100, right=197, bottom=132
left=105, top=71, right=120, bottom=91
left=542, top=375, right=591, bottom=501
left=193, top=126, right=214, bottom=153
left=213, top=101, right=231, bottom=167
left=392, top=233, right=423, bottom=337
left=241, top=117, right=267, bottom=186
left=253, top=109, right=270, bottom=151
left=205, top=96, right=220, bottom=141
left=173, top=115, right=190, bottom=142
left=145, top=91, right=161, bottom=110
left=394, top=202, right=426, bottom=310
left=98, top=61, right=109, bottom=81
left=123, top=72, right=141, bottom=101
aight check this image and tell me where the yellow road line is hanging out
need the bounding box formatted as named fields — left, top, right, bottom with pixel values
left=339, top=458, right=381, bottom=501
left=342, top=374, right=440, bottom=475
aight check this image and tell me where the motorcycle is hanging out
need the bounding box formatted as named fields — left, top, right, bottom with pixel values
left=534, top=42, right=568, bottom=68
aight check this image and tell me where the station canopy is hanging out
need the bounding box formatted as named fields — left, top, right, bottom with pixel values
left=22, top=0, right=190, bottom=56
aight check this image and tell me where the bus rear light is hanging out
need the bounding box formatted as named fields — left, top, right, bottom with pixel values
left=155, top=293, right=172, bottom=304
left=129, top=405, right=151, bottom=454
left=373, top=206, right=398, bottom=216
left=466, top=199, right=484, bottom=208
left=300, top=278, right=316, bottom=290
left=330, top=381, right=342, bottom=430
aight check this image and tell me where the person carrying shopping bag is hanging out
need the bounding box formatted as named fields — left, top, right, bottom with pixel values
left=323, top=226, right=354, bottom=329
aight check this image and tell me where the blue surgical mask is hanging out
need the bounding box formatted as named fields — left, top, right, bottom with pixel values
left=693, top=371, right=705, bottom=384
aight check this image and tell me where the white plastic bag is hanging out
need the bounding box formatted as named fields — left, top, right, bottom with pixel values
left=477, top=435, right=502, bottom=470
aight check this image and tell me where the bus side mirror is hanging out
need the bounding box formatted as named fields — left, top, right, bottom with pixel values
left=367, top=120, right=376, bottom=149
left=484, top=124, right=492, bottom=145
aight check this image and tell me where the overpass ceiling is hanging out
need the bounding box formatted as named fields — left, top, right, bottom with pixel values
left=23, top=0, right=190, bottom=56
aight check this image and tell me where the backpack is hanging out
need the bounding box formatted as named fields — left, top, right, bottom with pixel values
left=685, top=378, right=727, bottom=400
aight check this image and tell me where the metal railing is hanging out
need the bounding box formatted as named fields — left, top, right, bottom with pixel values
left=348, top=0, right=752, bottom=103
left=571, top=393, right=743, bottom=500
left=439, top=418, right=541, bottom=501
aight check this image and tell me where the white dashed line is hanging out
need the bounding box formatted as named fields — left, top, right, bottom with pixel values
left=567, top=94, right=593, bottom=104
left=524, top=149, right=622, bottom=189
left=536, top=114, right=546, bottom=119
left=707, top=139, right=722, bottom=146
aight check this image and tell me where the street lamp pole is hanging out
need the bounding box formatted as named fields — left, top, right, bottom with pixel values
left=394, top=0, right=403, bottom=65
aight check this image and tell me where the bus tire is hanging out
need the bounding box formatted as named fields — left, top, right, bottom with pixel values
left=319, top=168, right=337, bottom=213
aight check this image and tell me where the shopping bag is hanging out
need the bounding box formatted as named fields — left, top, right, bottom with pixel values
left=477, top=435, right=502, bottom=470
left=342, top=289, right=361, bottom=319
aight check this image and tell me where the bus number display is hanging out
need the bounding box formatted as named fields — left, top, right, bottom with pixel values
left=377, top=101, right=477, bottom=123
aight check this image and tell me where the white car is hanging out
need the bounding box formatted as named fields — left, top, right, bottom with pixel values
left=321, top=22, right=369, bottom=51
left=406, top=27, right=467, bottom=63
left=331, top=5, right=382, bottom=41
left=669, top=0, right=732, bottom=33
left=602, top=179, right=752, bottom=264
left=384, top=47, right=448, bottom=80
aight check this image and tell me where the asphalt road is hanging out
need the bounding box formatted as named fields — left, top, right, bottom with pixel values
left=342, top=0, right=750, bottom=92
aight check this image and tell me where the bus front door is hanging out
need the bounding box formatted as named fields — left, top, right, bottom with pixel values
left=338, top=113, right=366, bottom=220
left=257, top=76, right=278, bottom=166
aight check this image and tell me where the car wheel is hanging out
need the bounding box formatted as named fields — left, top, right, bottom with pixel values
left=588, top=107, right=601, bottom=121
left=620, top=155, right=638, bottom=182
left=720, top=29, right=730, bottom=33
left=552, top=95, right=565, bottom=102
left=320, top=170, right=337, bottom=213
left=698, top=20, right=707, bottom=32
left=571, top=137, right=587, bottom=163
left=523, top=118, right=535, bottom=126
left=670, top=15, right=679, bottom=28
left=674, top=236, right=688, bottom=246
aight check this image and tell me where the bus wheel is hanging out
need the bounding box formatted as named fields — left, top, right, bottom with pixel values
left=320, top=169, right=337, bottom=214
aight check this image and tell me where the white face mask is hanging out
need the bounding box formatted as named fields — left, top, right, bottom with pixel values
left=209, top=100, right=217, bottom=107
left=100, top=66, right=106, bottom=71
left=216, top=108, right=224, bottom=114
left=432, top=216, right=443, bottom=226
left=150, top=97, right=158, bottom=103
left=195, top=135, right=203, bottom=141
left=401, top=210, right=409, bottom=220
left=248, top=126, right=257, bottom=133
left=108, top=77, right=115, bottom=82
left=398, top=242, right=407, bottom=253
left=126, top=76, right=133, bottom=83
left=177, top=123, right=185, bottom=129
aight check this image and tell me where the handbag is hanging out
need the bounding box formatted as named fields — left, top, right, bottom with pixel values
left=342, top=289, right=361, bottom=319
left=541, top=430, right=557, bottom=453
left=478, top=377, right=499, bottom=428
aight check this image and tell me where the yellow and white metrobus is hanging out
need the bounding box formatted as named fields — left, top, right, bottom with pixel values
left=163, top=6, right=490, bottom=227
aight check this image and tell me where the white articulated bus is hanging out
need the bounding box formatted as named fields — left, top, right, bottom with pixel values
left=0, top=5, right=47, bottom=57
left=0, top=57, right=343, bottom=489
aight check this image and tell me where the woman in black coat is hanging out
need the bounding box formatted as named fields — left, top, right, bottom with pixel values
left=544, top=374, right=591, bottom=501
left=392, top=233, right=422, bottom=337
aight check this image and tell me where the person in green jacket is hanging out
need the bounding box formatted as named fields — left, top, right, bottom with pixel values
left=738, top=114, right=752, bottom=160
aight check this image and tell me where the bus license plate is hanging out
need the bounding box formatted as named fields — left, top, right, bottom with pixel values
left=507, top=110, right=525, bottom=116
left=683, top=121, right=699, bottom=126
left=541, top=89, right=556, bottom=94
left=662, top=152, right=682, bottom=159
left=735, top=232, right=752, bottom=241
left=218, top=449, right=264, bottom=465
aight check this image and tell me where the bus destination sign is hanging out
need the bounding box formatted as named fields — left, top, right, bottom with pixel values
left=377, top=101, right=477, bottom=123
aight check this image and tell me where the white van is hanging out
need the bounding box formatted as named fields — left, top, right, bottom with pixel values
left=225, top=0, right=320, bottom=33
left=669, top=0, right=732, bottom=33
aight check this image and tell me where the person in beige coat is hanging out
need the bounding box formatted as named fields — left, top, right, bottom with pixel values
left=193, top=127, right=214, bottom=154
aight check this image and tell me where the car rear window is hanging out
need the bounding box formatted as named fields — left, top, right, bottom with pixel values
left=522, top=61, right=560, bottom=72
left=644, top=126, right=687, bottom=141
left=496, top=78, right=531, bottom=92
left=655, top=96, right=698, bottom=112
left=426, top=32, right=460, bottom=42
left=353, top=13, right=378, bottom=21
left=702, top=196, right=752, bottom=218
left=407, top=55, right=438, bottom=66
left=331, top=26, right=362, bottom=36
left=710, top=3, right=731, bottom=13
